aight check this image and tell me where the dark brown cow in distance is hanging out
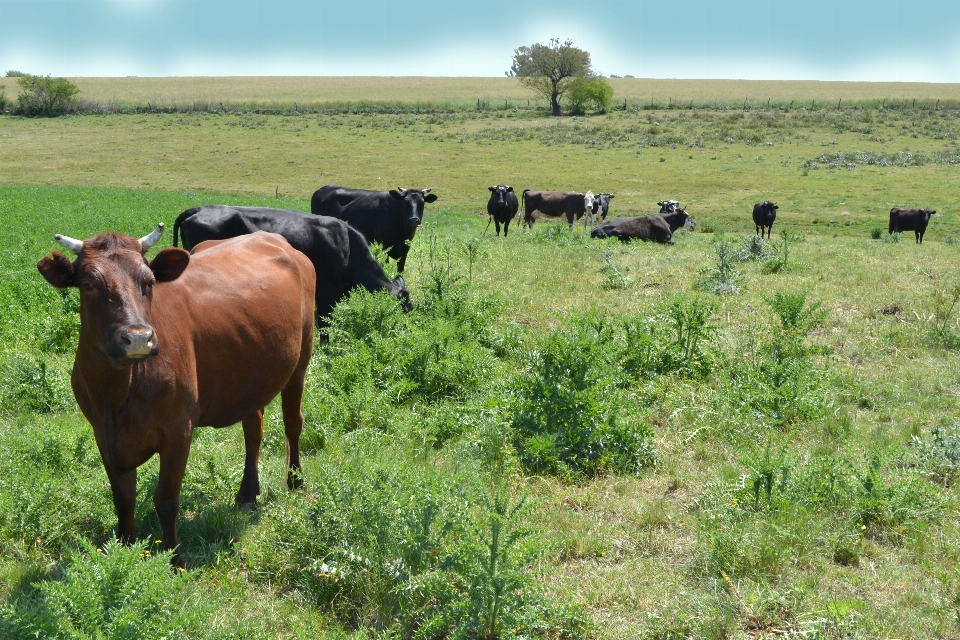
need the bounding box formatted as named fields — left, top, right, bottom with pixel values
left=889, top=207, right=937, bottom=243
left=521, top=189, right=587, bottom=230
left=591, top=208, right=695, bottom=244
left=36, top=226, right=315, bottom=566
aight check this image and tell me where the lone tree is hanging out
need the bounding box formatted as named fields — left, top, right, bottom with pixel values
left=508, top=38, right=593, bottom=116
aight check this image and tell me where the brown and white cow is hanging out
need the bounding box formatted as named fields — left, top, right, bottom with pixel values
left=36, top=226, right=315, bottom=566
left=521, top=189, right=588, bottom=231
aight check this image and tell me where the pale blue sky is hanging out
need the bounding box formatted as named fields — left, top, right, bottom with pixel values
left=1, top=0, right=958, bottom=81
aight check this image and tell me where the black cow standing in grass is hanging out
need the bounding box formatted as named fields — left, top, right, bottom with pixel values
left=486, top=185, right=519, bottom=236
left=889, top=207, right=937, bottom=243
left=753, top=201, right=778, bottom=238
left=172, top=205, right=412, bottom=322
left=591, top=208, right=694, bottom=244
left=311, top=185, right=437, bottom=272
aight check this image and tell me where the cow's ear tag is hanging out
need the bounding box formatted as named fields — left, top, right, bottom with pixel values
left=150, top=248, right=190, bottom=282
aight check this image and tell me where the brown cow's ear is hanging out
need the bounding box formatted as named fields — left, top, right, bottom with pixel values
left=150, top=247, right=190, bottom=282
left=388, top=190, right=403, bottom=200
left=37, top=251, right=76, bottom=288
left=424, top=194, right=438, bottom=203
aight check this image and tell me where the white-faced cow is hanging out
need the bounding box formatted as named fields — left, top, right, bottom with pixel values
left=36, top=227, right=315, bottom=566
left=582, top=191, right=597, bottom=227
left=521, top=190, right=588, bottom=231
left=889, top=207, right=937, bottom=243
left=753, top=201, right=779, bottom=238
left=486, top=185, right=520, bottom=236
left=172, top=205, right=411, bottom=322
left=310, top=185, right=437, bottom=273
left=591, top=208, right=695, bottom=244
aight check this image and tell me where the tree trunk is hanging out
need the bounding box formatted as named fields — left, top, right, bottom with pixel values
left=551, top=90, right=561, bottom=116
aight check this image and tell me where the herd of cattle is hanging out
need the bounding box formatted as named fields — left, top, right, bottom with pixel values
left=34, top=183, right=939, bottom=563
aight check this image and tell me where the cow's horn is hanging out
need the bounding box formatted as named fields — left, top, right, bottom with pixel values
left=54, top=234, right=84, bottom=254
left=422, top=188, right=432, bottom=194
left=139, top=223, right=164, bottom=251
left=397, top=187, right=407, bottom=195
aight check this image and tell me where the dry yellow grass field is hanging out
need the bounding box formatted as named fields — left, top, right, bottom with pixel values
left=3, top=75, right=960, bottom=107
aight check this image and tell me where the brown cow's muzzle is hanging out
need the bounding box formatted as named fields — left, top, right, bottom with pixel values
left=113, top=324, right=158, bottom=362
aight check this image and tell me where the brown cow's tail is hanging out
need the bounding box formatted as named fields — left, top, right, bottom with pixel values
left=172, top=207, right=202, bottom=248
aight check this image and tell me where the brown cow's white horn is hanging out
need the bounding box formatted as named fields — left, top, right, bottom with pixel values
left=139, top=223, right=164, bottom=251
left=54, top=234, right=84, bottom=254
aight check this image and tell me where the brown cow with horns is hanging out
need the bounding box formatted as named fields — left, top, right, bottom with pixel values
left=36, top=225, right=316, bottom=566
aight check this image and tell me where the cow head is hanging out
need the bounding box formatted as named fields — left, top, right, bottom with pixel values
left=584, top=191, right=596, bottom=215
left=389, top=187, right=438, bottom=230
left=391, top=275, right=413, bottom=313
left=924, top=208, right=937, bottom=220
left=36, top=224, right=190, bottom=367
left=681, top=208, right=696, bottom=230
left=595, top=193, right=614, bottom=220
left=488, top=184, right=513, bottom=201
left=658, top=200, right=681, bottom=214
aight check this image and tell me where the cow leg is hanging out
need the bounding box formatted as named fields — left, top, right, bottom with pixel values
left=281, top=369, right=308, bottom=492
left=396, top=249, right=408, bottom=273
left=106, top=467, right=138, bottom=545
left=495, top=220, right=501, bottom=236
left=503, top=220, right=509, bottom=237
left=154, top=439, right=191, bottom=567
left=235, top=410, right=264, bottom=508
left=917, top=231, right=922, bottom=243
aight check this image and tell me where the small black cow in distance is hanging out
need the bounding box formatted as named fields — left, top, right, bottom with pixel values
left=752, top=201, right=779, bottom=238
left=889, top=207, right=937, bottom=243
left=591, top=208, right=694, bottom=244
left=311, top=185, right=437, bottom=272
left=487, top=185, right=519, bottom=236
left=172, top=205, right=412, bottom=323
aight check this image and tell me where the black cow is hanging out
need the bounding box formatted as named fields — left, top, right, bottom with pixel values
left=521, top=190, right=587, bottom=230
left=591, top=209, right=695, bottom=244
left=889, top=207, right=937, bottom=243
left=752, top=201, right=779, bottom=238
left=311, top=186, right=437, bottom=272
left=487, top=185, right=519, bottom=236
left=658, top=200, right=681, bottom=213
left=172, top=205, right=411, bottom=321
left=592, top=193, right=615, bottom=221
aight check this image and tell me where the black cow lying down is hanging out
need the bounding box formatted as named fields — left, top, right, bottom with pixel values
left=889, top=207, right=937, bottom=243
left=173, top=205, right=412, bottom=321
left=591, top=209, right=695, bottom=244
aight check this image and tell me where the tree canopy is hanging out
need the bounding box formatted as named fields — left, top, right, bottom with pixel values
left=507, top=38, right=594, bottom=116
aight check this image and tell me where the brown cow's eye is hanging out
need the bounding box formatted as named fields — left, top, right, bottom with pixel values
left=82, top=282, right=94, bottom=292
left=142, top=282, right=154, bottom=296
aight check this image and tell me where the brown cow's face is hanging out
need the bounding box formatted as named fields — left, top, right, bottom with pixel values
left=37, top=232, right=189, bottom=367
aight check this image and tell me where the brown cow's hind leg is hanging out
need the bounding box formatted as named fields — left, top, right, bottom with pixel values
left=236, top=410, right=264, bottom=508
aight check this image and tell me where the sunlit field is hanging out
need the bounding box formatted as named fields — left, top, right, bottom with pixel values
left=1, top=82, right=960, bottom=638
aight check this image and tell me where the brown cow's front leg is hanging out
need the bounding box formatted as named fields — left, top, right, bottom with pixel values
left=236, top=410, right=264, bottom=508
left=106, top=467, right=137, bottom=544
left=154, top=439, right=191, bottom=567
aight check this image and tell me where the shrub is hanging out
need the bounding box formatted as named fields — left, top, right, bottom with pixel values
left=16, top=74, right=80, bottom=116
left=735, top=234, right=776, bottom=262
left=511, top=316, right=655, bottom=477
left=567, top=76, right=614, bottom=114
left=908, top=423, right=960, bottom=486
left=697, top=240, right=743, bottom=294
left=760, top=228, right=800, bottom=274
left=0, top=354, right=72, bottom=415
left=598, top=250, right=631, bottom=290
left=923, top=280, right=960, bottom=349
left=870, top=225, right=884, bottom=240
left=620, top=294, right=717, bottom=379
left=883, top=231, right=901, bottom=244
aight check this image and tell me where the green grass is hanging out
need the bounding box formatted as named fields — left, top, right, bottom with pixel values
left=2, top=100, right=960, bottom=638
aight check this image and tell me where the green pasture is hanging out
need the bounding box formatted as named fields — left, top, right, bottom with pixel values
left=1, top=99, right=960, bottom=638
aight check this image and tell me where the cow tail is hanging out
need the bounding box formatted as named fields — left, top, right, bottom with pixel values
left=521, top=189, right=527, bottom=228
left=171, top=207, right=200, bottom=248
